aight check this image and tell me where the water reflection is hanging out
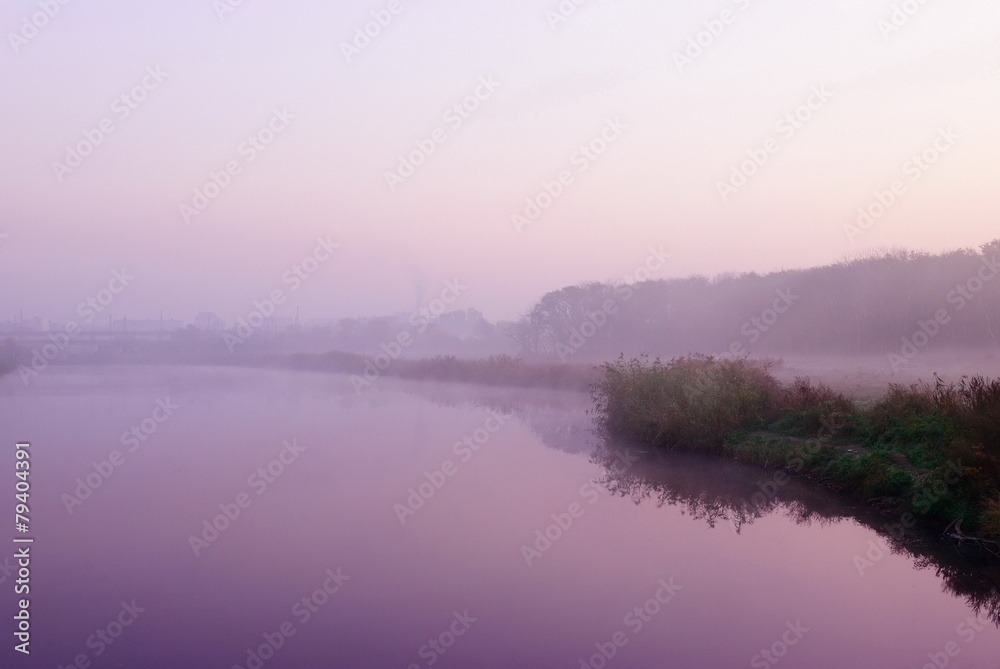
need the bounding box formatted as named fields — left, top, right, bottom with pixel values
left=592, top=438, right=1000, bottom=628
left=384, top=376, right=1000, bottom=630
left=6, top=366, right=1000, bottom=667
left=388, top=377, right=598, bottom=454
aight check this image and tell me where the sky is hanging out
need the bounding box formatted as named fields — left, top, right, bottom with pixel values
left=1, top=0, right=998, bottom=324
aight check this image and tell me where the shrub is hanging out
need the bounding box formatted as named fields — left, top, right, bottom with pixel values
left=771, top=377, right=857, bottom=437
left=593, top=358, right=1000, bottom=542
left=592, top=355, right=783, bottom=449
left=860, top=381, right=954, bottom=468
left=935, top=375, right=1000, bottom=461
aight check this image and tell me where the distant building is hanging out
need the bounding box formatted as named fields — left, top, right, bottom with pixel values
left=303, top=318, right=338, bottom=328
left=131, top=318, right=183, bottom=332
left=0, top=317, right=49, bottom=333
left=104, top=318, right=183, bottom=332
left=433, top=308, right=489, bottom=339
left=194, top=311, right=225, bottom=331
left=269, top=317, right=296, bottom=331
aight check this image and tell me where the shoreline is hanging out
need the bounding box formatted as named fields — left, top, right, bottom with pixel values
left=591, top=354, right=1000, bottom=552
left=8, top=353, right=1000, bottom=550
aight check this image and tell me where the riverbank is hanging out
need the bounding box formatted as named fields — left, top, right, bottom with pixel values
left=220, top=351, right=599, bottom=391
left=591, top=355, right=1000, bottom=547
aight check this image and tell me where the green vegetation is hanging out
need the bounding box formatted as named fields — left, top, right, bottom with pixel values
left=592, top=355, right=1000, bottom=544
left=591, top=354, right=782, bottom=448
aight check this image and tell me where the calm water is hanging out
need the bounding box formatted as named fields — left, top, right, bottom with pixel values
left=1, top=366, right=999, bottom=668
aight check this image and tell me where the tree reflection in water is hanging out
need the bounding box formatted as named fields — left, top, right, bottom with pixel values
left=592, top=437, right=1000, bottom=627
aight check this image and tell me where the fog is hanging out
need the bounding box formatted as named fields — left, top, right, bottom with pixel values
left=3, top=2, right=1000, bottom=668
left=2, top=1, right=999, bottom=325
left=5, top=243, right=1000, bottom=392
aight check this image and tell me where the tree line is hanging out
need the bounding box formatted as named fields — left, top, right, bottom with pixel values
left=504, top=240, right=1000, bottom=361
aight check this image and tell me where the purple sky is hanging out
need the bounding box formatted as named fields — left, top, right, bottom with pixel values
left=1, top=0, right=998, bottom=324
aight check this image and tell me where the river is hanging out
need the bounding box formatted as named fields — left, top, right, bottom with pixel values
left=1, top=366, right=998, bottom=668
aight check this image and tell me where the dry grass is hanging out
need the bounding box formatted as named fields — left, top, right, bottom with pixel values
left=592, top=354, right=783, bottom=449
left=593, top=355, right=1000, bottom=540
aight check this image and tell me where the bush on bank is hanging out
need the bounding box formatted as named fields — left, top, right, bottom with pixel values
left=592, top=355, right=1000, bottom=541
left=591, top=354, right=783, bottom=449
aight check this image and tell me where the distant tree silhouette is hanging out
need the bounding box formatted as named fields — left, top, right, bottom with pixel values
left=505, top=240, right=1000, bottom=360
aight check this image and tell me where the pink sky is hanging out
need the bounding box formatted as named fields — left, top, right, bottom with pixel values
left=1, top=0, right=998, bottom=323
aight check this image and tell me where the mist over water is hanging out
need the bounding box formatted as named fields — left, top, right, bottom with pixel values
left=1, top=367, right=998, bottom=668
left=4, top=1, right=1000, bottom=666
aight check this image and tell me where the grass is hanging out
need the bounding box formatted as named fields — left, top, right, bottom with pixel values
left=591, top=354, right=782, bottom=449
left=592, top=355, right=1000, bottom=543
